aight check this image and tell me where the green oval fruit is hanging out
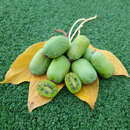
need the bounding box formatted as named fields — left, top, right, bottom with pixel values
left=29, top=49, right=51, bottom=75
left=83, top=47, right=93, bottom=61
left=42, top=36, right=70, bottom=58
left=72, top=58, right=97, bottom=84
left=37, top=80, right=58, bottom=98
left=67, top=35, right=90, bottom=60
left=65, top=72, right=82, bottom=94
left=90, top=52, right=115, bottom=78
left=47, top=56, right=70, bottom=83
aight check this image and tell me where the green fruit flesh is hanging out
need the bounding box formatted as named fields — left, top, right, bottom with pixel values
left=67, top=35, right=90, bottom=60
left=43, top=36, right=70, bottom=58
left=37, top=80, right=58, bottom=98
left=83, top=47, right=93, bottom=61
left=72, top=58, right=97, bottom=84
left=65, top=72, right=82, bottom=94
left=29, top=49, right=51, bottom=75
left=90, top=52, right=115, bottom=78
left=47, top=56, right=70, bottom=83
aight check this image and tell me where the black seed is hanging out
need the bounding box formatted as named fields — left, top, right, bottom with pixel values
left=68, top=77, right=70, bottom=80
left=74, top=78, right=77, bottom=81
left=71, top=85, right=76, bottom=90
left=47, top=84, right=53, bottom=89
left=44, top=90, right=49, bottom=94
left=44, top=83, right=53, bottom=89
left=40, top=88, right=44, bottom=91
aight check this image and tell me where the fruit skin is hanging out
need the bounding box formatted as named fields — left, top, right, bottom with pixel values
left=90, top=52, right=115, bottom=78
left=42, top=35, right=70, bottom=58
left=29, top=49, right=51, bottom=75
left=37, top=80, right=58, bottom=98
left=72, top=58, right=97, bottom=84
left=65, top=72, right=82, bottom=94
left=47, top=56, right=70, bottom=83
left=83, top=47, right=93, bottom=61
left=67, top=35, right=90, bottom=60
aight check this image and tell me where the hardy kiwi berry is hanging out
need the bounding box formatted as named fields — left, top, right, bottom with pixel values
left=37, top=80, right=58, bottom=98
left=29, top=49, right=51, bottom=75
left=42, top=35, right=70, bottom=58
left=67, top=35, right=90, bottom=60
left=90, top=51, right=115, bottom=78
left=83, top=47, right=93, bottom=61
left=72, top=58, right=97, bottom=84
left=47, top=56, right=70, bottom=83
left=65, top=72, right=82, bottom=94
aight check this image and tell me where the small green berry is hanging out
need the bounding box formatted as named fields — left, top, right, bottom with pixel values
left=37, top=80, right=58, bottom=98
left=90, top=51, right=115, bottom=78
left=67, top=35, right=90, bottom=60
left=65, top=72, right=82, bottom=94
left=72, top=58, right=97, bottom=84
left=47, top=56, right=70, bottom=83
left=29, top=49, right=51, bottom=75
left=83, top=47, right=93, bottom=61
left=42, top=36, right=70, bottom=58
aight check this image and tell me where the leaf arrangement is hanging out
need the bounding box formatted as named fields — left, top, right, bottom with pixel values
left=0, top=15, right=129, bottom=112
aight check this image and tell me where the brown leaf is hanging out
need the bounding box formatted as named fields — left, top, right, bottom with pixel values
left=1, top=40, right=129, bottom=112
left=0, top=41, right=64, bottom=112
left=0, top=42, right=44, bottom=84
left=28, top=75, right=64, bottom=112
left=90, top=45, right=129, bottom=77
left=75, top=78, right=99, bottom=109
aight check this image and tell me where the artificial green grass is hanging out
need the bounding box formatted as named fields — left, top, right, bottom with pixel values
left=0, top=0, right=130, bottom=129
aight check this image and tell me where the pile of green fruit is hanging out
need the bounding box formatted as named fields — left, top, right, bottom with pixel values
left=29, top=35, right=115, bottom=98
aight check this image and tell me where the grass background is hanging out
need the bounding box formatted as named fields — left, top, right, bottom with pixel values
left=0, top=0, right=130, bottom=129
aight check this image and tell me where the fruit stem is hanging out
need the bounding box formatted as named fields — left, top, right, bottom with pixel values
left=55, top=29, right=68, bottom=38
left=68, top=18, right=85, bottom=43
left=68, top=15, right=98, bottom=43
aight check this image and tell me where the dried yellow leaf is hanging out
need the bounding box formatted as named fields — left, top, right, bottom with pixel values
left=75, top=78, right=99, bottom=109
left=28, top=75, right=63, bottom=112
left=0, top=41, right=129, bottom=112
left=0, top=42, right=45, bottom=84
